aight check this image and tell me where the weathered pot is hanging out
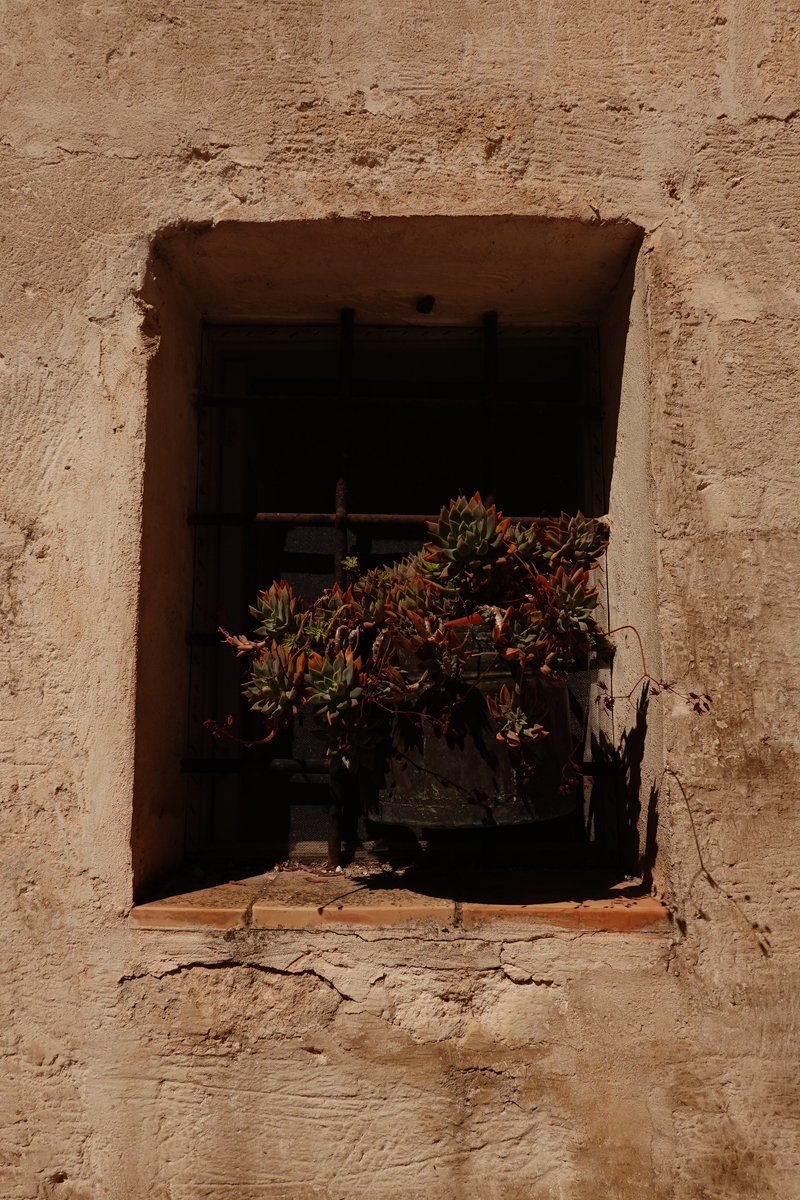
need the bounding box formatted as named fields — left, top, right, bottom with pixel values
left=360, top=634, right=577, bottom=829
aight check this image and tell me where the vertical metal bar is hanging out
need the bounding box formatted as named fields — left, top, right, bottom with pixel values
left=483, top=310, right=498, bottom=503
left=329, top=308, right=355, bottom=866
left=334, top=307, right=353, bottom=589
left=238, top=357, right=263, bottom=848
left=334, top=477, right=347, bottom=587
left=208, top=356, right=228, bottom=843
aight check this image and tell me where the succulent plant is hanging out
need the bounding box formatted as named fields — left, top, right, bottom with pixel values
left=507, top=521, right=547, bottom=566
left=510, top=566, right=601, bottom=675
left=371, top=660, right=412, bottom=701
left=383, top=552, right=438, bottom=587
left=491, top=602, right=548, bottom=665
left=304, top=618, right=329, bottom=644
left=424, top=493, right=511, bottom=583
left=250, top=581, right=304, bottom=639
left=406, top=552, right=445, bottom=582
left=545, top=511, right=608, bottom=567
left=396, top=614, right=472, bottom=683
left=305, top=648, right=363, bottom=722
left=242, top=644, right=307, bottom=725
left=307, top=583, right=351, bottom=640
left=386, top=569, right=457, bottom=628
left=223, top=495, right=618, bottom=780
left=547, top=566, right=599, bottom=640
left=349, top=571, right=390, bottom=628
left=487, top=684, right=548, bottom=747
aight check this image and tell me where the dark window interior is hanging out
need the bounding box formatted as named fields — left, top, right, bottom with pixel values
left=185, top=318, right=613, bottom=868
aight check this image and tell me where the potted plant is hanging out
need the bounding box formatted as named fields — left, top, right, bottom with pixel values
left=217, top=494, right=609, bottom=859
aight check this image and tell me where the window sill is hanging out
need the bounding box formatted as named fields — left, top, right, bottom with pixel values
left=131, top=870, right=669, bottom=933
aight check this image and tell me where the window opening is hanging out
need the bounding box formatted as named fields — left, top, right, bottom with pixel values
left=185, top=313, right=611, bottom=870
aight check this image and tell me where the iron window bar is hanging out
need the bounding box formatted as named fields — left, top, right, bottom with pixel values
left=187, top=511, right=543, bottom=526
left=191, top=308, right=605, bottom=868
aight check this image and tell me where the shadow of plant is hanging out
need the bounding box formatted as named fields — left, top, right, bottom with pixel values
left=590, top=682, right=658, bottom=884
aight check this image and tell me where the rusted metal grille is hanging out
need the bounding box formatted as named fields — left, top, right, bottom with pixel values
left=185, top=315, right=610, bottom=865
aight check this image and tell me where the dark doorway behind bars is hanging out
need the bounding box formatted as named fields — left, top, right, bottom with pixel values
left=184, top=314, right=610, bottom=867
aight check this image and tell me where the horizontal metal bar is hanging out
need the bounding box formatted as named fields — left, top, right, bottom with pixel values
left=189, top=512, right=258, bottom=526
left=182, top=757, right=331, bottom=775
left=262, top=512, right=436, bottom=526
left=276, top=550, right=417, bottom=572
left=189, top=512, right=541, bottom=527
left=189, top=511, right=335, bottom=527
left=188, top=512, right=428, bottom=527
left=255, top=512, right=332, bottom=526
left=270, top=758, right=330, bottom=774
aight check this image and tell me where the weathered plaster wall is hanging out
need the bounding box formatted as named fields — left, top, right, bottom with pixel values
left=2, top=1, right=800, bottom=1197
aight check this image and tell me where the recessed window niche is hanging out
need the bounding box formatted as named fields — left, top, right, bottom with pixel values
left=131, top=215, right=650, bottom=900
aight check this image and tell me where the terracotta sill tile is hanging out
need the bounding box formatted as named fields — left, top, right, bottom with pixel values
left=251, top=898, right=455, bottom=929
left=131, top=878, right=266, bottom=931
left=249, top=872, right=456, bottom=928
left=461, top=896, right=668, bottom=931
left=131, top=874, right=668, bottom=933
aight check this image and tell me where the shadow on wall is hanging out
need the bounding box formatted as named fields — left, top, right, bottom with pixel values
left=590, top=683, right=658, bottom=885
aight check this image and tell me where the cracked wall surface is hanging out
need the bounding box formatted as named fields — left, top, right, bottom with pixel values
left=2, top=1, right=800, bottom=1197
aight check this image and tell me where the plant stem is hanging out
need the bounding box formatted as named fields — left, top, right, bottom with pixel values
left=328, top=759, right=343, bottom=868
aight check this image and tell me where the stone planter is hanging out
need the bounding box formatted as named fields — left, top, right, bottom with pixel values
left=360, top=633, right=576, bottom=829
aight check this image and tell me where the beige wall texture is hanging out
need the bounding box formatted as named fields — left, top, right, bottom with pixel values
left=2, top=1, right=800, bottom=1197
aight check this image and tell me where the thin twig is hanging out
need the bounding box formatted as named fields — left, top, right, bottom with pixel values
left=665, top=769, right=770, bottom=957
left=598, top=625, right=711, bottom=716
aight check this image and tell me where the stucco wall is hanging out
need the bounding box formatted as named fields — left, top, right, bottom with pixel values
left=2, top=2, right=799, bottom=1197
